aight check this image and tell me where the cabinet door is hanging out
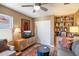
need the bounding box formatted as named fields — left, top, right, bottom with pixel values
left=20, top=41, right=27, bottom=50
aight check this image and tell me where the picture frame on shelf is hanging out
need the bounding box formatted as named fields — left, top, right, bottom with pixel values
left=55, top=23, right=59, bottom=27
left=61, top=32, right=66, bottom=37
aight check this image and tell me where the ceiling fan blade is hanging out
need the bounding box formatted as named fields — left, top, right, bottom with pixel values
left=22, top=5, right=33, bottom=7
left=35, top=3, right=47, bottom=6
left=41, top=3, right=48, bottom=5
left=40, top=7, right=48, bottom=11
left=64, top=3, right=70, bottom=5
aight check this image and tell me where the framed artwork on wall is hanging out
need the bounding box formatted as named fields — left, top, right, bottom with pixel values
left=21, top=19, right=30, bottom=35
left=0, top=14, right=13, bottom=29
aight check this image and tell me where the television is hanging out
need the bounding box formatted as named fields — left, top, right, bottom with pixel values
left=22, top=30, right=32, bottom=38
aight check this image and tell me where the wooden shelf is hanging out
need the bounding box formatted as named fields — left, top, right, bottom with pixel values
left=54, top=15, right=74, bottom=36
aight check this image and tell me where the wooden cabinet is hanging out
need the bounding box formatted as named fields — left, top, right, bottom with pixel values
left=15, top=37, right=36, bottom=51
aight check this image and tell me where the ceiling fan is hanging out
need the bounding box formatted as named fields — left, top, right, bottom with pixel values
left=21, top=3, right=48, bottom=13
left=64, top=3, right=70, bottom=5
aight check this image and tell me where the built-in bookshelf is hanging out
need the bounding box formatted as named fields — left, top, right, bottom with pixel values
left=53, top=15, right=75, bottom=47
left=54, top=15, right=74, bottom=37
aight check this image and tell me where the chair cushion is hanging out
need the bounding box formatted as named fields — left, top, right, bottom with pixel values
left=74, top=44, right=79, bottom=56
left=0, top=39, right=8, bottom=52
left=0, top=50, right=16, bottom=56
left=72, top=41, right=79, bottom=53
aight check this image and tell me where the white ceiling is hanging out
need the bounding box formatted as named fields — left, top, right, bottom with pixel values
left=1, top=3, right=79, bottom=18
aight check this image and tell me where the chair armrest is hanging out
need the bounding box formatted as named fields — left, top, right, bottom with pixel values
left=7, top=45, right=15, bottom=51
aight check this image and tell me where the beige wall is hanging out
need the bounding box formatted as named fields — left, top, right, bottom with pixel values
left=74, top=10, right=79, bottom=26
left=0, top=5, right=33, bottom=41
left=50, top=16, right=54, bottom=46
left=0, top=5, right=32, bottom=27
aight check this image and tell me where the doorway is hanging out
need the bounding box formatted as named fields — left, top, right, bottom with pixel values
left=35, top=20, right=52, bottom=46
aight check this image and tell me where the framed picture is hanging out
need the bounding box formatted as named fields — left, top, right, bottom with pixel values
left=0, top=14, right=13, bottom=29
left=21, top=19, right=30, bottom=35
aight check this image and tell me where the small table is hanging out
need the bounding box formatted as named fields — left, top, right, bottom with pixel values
left=37, top=45, right=50, bottom=56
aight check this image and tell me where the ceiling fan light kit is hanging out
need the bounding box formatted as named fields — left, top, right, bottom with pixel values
left=34, top=5, right=40, bottom=11
left=21, top=3, right=48, bottom=13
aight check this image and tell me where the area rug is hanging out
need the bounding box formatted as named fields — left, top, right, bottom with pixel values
left=23, top=48, right=37, bottom=56
left=21, top=44, right=41, bottom=56
left=21, top=44, right=54, bottom=56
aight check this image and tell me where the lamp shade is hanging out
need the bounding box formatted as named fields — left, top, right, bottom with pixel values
left=69, top=26, right=79, bottom=33
left=14, top=28, right=21, bottom=33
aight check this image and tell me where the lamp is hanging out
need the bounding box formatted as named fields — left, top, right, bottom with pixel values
left=69, top=26, right=79, bottom=34
left=69, top=26, right=79, bottom=40
left=14, top=27, right=21, bottom=40
left=34, top=5, right=40, bottom=11
left=14, top=28, right=21, bottom=33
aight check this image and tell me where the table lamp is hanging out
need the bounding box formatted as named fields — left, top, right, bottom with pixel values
left=14, top=28, right=21, bottom=33
left=69, top=26, right=79, bottom=34
left=69, top=26, right=79, bottom=40
left=14, top=27, right=21, bottom=40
